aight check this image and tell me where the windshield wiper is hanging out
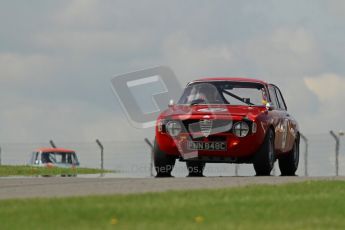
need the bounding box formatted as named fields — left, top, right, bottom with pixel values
left=190, top=98, right=206, bottom=106
left=221, top=90, right=254, bottom=106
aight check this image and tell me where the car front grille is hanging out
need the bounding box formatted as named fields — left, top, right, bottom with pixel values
left=181, top=119, right=232, bottom=134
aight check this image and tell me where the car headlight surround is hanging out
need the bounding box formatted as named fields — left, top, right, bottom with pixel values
left=166, top=121, right=182, bottom=137
left=252, top=122, right=257, bottom=134
left=157, top=119, right=165, bottom=132
left=233, top=121, right=250, bottom=137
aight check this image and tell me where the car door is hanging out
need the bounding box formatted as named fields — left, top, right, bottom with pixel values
left=274, top=86, right=297, bottom=153
left=267, top=85, right=285, bottom=153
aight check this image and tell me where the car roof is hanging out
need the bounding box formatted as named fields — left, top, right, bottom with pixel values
left=191, top=77, right=268, bottom=85
left=35, top=148, right=75, bottom=153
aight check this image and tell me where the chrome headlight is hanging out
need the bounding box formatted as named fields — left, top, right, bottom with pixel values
left=233, top=121, right=249, bottom=137
left=166, top=121, right=182, bottom=137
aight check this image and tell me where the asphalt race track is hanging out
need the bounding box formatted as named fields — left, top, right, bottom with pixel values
left=0, top=176, right=344, bottom=200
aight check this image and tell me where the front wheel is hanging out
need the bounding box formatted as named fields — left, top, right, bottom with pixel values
left=253, top=129, right=275, bottom=176
left=153, top=140, right=176, bottom=177
left=279, top=138, right=299, bottom=176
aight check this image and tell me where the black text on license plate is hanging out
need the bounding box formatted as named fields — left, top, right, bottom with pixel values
left=187, top=141, right=227, bottom=151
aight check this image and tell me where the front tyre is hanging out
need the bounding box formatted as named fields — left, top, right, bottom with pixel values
left=186, top=161, right=205, bottom=177
left=253, top=129, right=275, bottom=176
left=153, top=140, right=176, bottom=177
left=279, top=138, right=299, bottom=176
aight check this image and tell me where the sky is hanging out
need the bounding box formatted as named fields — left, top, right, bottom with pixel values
left=1, top=0, right=345, bottom=143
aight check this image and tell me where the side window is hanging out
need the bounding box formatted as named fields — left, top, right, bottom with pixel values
left=275, top=87, right=287, bottom=110
left=72, top=153, right=79, bottom=165
left=268, top=86, right=279, bottom=108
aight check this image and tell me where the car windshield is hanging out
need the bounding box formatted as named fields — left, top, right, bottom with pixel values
left=41, top=152, right=78, bottom=164
left=178, top=81, right=268, bottom=106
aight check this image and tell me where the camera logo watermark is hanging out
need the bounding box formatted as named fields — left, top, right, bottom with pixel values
left=111, top=66, right=183, bottom=128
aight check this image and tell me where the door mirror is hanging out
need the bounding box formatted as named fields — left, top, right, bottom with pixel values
left=168, top=99, right=175, bottom=107
left=266, top=102, right=275, bottom=111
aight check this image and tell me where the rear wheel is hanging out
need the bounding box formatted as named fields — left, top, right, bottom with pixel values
left=253, top=129, right=275, bottom=176
left=153, top=140, right=176, bottom=177
left=186, top=161, right=206, bottom=177
left=279, top=138, right=299, bottom=176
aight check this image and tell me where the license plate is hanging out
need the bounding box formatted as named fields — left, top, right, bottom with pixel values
left=187, top=141, right=227, bottom=151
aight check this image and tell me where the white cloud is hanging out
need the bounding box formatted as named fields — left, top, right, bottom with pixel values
left=0, top=53, right=57, bottom=81
left=274, top=28, right=315, bottom=54
left=161, top=27, right=321, bottom=84
left=326, top=0, right=345, bottom=18
left=35, top=30, right=151, bottom=55
left=34, top=0, right=155, bottom=56
left=302, top=73, right=345, bottom=132
left=55, top=0, right=101, bottom=27
left=241, top=27, right=321, bottom=77
left=304, top=73, right=345, bottom=103
left=162, top=33, right=237, bottom=82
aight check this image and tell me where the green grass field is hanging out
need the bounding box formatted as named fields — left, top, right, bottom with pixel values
left=0, top=165, right=109, bottom=176
left=0, top=180, right=345, bottom=229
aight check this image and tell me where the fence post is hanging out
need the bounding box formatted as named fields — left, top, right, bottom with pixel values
left=0, top=146, right=2, bottom=165
left=235, top=164, right=239, bottom=177
left=330, top=131, right=340, bottom=176
left=49, top=140, right=57, bottom=148
left=144, top=138, right=154, bottom=177
left=300, top=133, right=309, bottom=176
left=96, top=139, right=104, bottom=171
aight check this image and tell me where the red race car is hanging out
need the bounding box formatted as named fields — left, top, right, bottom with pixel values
left=154, top=78, right=300, bottom=177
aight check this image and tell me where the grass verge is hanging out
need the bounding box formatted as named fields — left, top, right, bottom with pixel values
left=0, top=165, right=110, bottom=177
left=0, top=180, right=345, bottom=229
